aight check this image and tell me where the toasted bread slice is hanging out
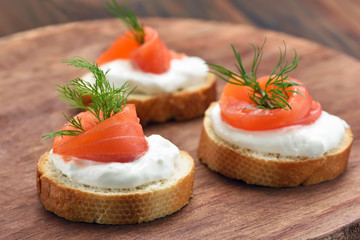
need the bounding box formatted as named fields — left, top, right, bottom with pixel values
left=127, top=72, right=216, bottom=125
left=37, top=151, right=194, bottom=224
left=198, top=103, right=353, bottom=187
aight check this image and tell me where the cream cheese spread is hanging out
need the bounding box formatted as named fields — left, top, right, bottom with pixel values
left=210, top=103, right=349, bottom=158
left=82, top=56, right=209, bottom=95
left=50, top=134, right=178, bottom=188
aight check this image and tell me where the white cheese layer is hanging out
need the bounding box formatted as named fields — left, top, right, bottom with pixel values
left=82, top=57, right=208, bottom=95
left=50, top=135, right=178, bottom=188
left=210, top=103, right=349, bottom=158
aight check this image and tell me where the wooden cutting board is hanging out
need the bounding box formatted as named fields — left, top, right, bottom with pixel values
left=1, top=18, right=359, bottom=239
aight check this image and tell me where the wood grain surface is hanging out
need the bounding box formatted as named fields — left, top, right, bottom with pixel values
left=1, top=18, right=360, bottom=239
left=0, top=0, right=359, bottom=60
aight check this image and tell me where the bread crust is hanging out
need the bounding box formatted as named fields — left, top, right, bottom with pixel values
left=198, top=103, right=353, bottom=187
left=128, top=73, right=216, bottom=125
left=37, top=151, right=194, bottom=224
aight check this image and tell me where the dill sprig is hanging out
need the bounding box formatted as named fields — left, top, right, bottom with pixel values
left=106, top=0, right=145, bottom=44
left=207, top=40, right=303, bottom=110
left=42, top=56, right=134, bottom=140
left=41, top=129, right=83, bottom=141
left=41, top=113, right=85, bottom=141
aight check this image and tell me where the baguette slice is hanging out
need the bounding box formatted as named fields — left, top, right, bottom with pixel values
left=37, top=151, right=194, bottom=224
left=127, top=72, right=216, bottom=125
left=198, top=103, right=353, bottom=187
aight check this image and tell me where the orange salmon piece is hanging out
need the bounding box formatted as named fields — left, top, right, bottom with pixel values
left=97, top=26, right=182, bottom=74
left=219, top=76, right=322, bottom=130
left=97, top=30, right=140, bottom=66
left=130, top=26, right=172, bottom=74
left=53, top=104, right=149, bottom=162
left=52, top=111, right=98, bottom=150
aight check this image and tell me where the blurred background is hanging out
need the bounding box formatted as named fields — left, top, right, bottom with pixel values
left=0, top=0, right=359, bottom=59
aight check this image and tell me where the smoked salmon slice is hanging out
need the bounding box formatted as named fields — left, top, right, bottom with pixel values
left=219, top=76, right=322, bottom=131
left=53, top=104, right=149, bottom=162
left=52, top=111, right=98, bottom=150
left=97, top=26, right=181, bottom=74
left=130, top=26, right=172, bottom=74
left=97, top=30, right=140, bottom=66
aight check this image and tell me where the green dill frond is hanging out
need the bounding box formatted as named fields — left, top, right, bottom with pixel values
left=106, top=0, right=145, bottom=44
left=41, top=129, right=83, bottom=141
left=207, top=39, right=302, bottom=110
left=42, top=56, right=134, bottom=140
left=61, top=56, right=135, bottom=122
left=63, top=114, right=85, bottom=133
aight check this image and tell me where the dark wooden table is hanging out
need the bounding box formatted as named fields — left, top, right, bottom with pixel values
left=1, top=17, right=360, bottom=239
left=0, top=0, right=359, bottom=60
left=1, top=1, right=360, bottom=239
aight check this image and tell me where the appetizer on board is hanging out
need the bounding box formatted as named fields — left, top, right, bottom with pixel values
left=37, top=57, right=194, bottom=224
left=198, top=41, right=353, bottom=187
left=82, top=1, right=216, bottom=125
